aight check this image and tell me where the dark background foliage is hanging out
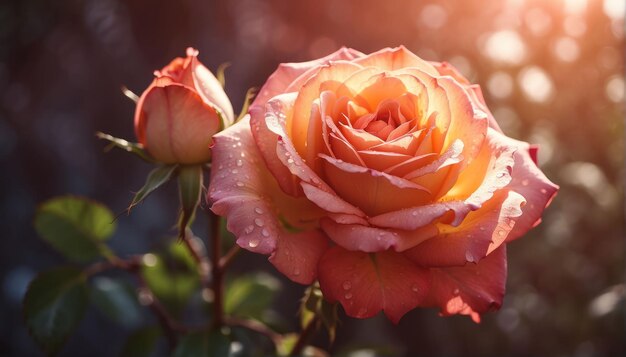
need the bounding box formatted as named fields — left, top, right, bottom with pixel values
left=0, top=0, right=623, bottom=356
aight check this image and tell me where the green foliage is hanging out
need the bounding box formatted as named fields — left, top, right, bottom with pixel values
left=23, top=267, right=88, bottom=356
left=224, top=272, right=281, bottom=321
left=119, top=327, right=161, bottom=357
left=173, top=330, right=232, bottom=357
left=142, top=242, right=200, bottom=312
left=300, top=283, right=338, bottom=344
left=128, top=164, right=177, bottom=212
left=96, top=131, right=154, bottom=162
left=90, top=276, right=143, bottom=328
left=177, top=165, right=203, bottom=239
left=34, top=196, right=115, bottom=263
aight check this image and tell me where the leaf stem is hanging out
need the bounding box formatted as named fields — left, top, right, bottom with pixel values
left=289, top=314, right=319, bottom=356
left=209, top=210, right=224, bottom=330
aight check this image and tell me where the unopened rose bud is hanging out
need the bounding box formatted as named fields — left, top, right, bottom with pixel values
left=134, top=48, right=234, bottom=164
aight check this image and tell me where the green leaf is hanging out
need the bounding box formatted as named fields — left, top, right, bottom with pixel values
left=173, top=330, right=232, bottom=357
left=216, top=62, right=231, bottom=88
left=23, top=267, right=88, bottom=355
left=128, top=165, right=177, bottom=212
left=90, top=277, right=143, bottom=328
left=177, top=165, right=203, bottom=240
left=141, top=243, right=199, bottom=312
left=34, top=196, right=115, bottom=263
left=120, top=327, right=161, bottom=357
left=224, top=273, right=281, bottom=321
left=236, top=87, right=258, bottom=123
left=96, top=132, right=154, bottom=162
left=299, top=283, right=338, bottom=344
left=276, top=333, right=298, bottom=357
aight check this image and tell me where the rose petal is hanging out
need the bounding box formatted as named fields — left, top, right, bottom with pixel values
left=423, top=245, right=507, bottom=323
left=404, top=190, right=524, bottom=266
left=318, top=246, right=430, bottom=323
left=353, top=46, right=439, bottom=77
left=137, top=81, right=221, bottom=164
left=209, top=116, right=327, bottom=283
left=253, top=47, right=365, bottom=107
left=320, top=217, right=437, bottom=252
left=368, top=200, right=475, bottom=230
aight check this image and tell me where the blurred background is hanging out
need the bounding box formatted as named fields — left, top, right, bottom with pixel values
left=0, top=0, right=624, bottom=356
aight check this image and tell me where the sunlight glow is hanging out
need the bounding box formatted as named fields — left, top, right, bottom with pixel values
left=519, top=66, right=554, bottom=103
left=483, top=31, right=527, bottom=65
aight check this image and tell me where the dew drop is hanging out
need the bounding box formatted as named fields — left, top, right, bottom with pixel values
left=357, top=307, right=368, bottom=316
left=411, top=285, right=419, bottom=293
left=254, top=218, right=264, bottom=227
left=465, top=251, right=475, bottom=262
left=479, top=226, right=486, bottom=231
left=261, top=228, right=270, bottom=237
left=521, top=178, right=530, bottom=186
left=342, top=281, right=352, bottom=290
left=497, top=230, right=506, bottom=237
left=411, top=211, right=418, bottom=217
left=344, top=292, right=353, bottom=299
left=453, top=288, right=460, bottom=295
left=244, top=225, right=254, bottom=234
left=254, top=207, right=264, bottom=214
left=540, top=188, right=547, bottom=194
left=236, top=181, right=244, bottom=187
left=236, top=159, right=243, bottom=167
left=312, top=177, right=320, bottom=184
left=287, top=158, right=294, bottom=164
left=248, top=239, right=260, bottom=248
left=293, top=268, right=301, bottom=276
left=231, top=169, right=239, bottom=174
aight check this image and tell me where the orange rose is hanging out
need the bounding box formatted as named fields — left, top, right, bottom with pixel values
left=209, top=47, right=558, bottom=323
left=134, top=48, right=234, bottom=164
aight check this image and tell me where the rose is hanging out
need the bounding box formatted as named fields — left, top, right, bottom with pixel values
left=134, top=48, right=234, bottom=164
left=209, top=47, right=558, bottom=323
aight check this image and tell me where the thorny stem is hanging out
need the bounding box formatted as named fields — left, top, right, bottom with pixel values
left=289, top=314, right=320, bottom=356
left=209, top=210, right=225, bottom=330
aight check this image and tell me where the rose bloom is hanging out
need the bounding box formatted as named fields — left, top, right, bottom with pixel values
left=209, top=47, right=558, bottom=323
left=135, top=48, right=234, bottom=164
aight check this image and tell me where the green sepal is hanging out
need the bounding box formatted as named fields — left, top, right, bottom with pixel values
left=128, top=164, right=177, bottom=212
left=23, top=267, right=89, bottom=356
left=236, top=87, right=258, bottom=123
left=216, top=62, right=231, bottom=89
left=34, top=196, right=115, bottom=263
left=96, top=132, right=154, bottom=163
left=177, top=165, right=203, bottom=240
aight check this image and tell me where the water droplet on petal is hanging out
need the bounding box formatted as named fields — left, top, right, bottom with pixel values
left=293, top=268, right=301, bottom=276
left=453, top=288, right=460, bottom=295
left=236, top=181, right=244, bottom=187
left=411, top=211, right=418, bottom=217
left=344, top=292, right=353, bottom=299
left=254, top=218, right=264, bottom=227
left=236, top=159, right=243, bottom=167
left=261, top=228, right=270, bottom=237
left=231, top=169, right=239, bottom=174
left=358, top=307, right=368, bottom=316
left=244, top=225, right=254, bottom=234
left=287, top=158, right=294, bottom=164
left=497, top=230, right=506, bottom=237
left=254, top=207, right=264, bottom=214
left=540, top=188, right=547, bottom=194
left=411, top=285, right=419, bottom=293
left=521, top=178, right=530, bottom=186
left=342, top=281, right=352, bottom=290
left=248, top=239, right=259, bottom=248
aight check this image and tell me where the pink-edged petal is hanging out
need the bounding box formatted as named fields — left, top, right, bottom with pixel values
left=368, top=200, right=475, bottom=230
left=320, top=218, right=437, bottom=253
left=209, top=117, right=327, bottom=283
left=319, top=153, right=431, bottom=216
left=291, top=61, right=364, bottom=155
left=423, top=245, right=507, bottom=323
left=318, top=246, right=430, bottom=323
left=404, top=190, right=524, bottom=266
left=186, top=48, right=235, bottom=125
left=353, top=46, right=439, bottom=76
left=269, top=230, right=328, bottom=284
left=249, top=94, right=301, bottom=196
left=300, top=182, right=366, bottom=217
left=505, top=142, right=559, bottom=242
left=253, top=47, right=365, bottom=107
left=138, top=81, right=220, bottom=164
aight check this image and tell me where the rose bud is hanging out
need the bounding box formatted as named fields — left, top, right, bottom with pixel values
left=134, top=48, right=234, bottom=164
left=209, top=47, right=558, bottom=323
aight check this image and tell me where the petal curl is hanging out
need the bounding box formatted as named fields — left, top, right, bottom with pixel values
left=253, top=47, right=365, bottom=107
left=318, top=247, right=430, bottom=323
left=353, top=46, right=439, bottom=76
left=422, top=245, right=507, bottom=323
left=209, top=116, right=327, bottom=284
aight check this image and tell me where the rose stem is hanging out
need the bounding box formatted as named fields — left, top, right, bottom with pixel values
left=181, top=230, right=211, bottom=289
left=288, top=314, right=320, bottom=356
left=219, top=245, right=241, bottom=270
left=209, top=209, right=225, bottom=330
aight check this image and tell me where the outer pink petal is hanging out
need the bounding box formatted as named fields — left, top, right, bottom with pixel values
left=368, top=200, right=475, bottom=231
left=137, top=80, right=220, bottom=164
left=423, top=245, right=507, bottom=323
left=320, top=217, right=437, bottom=252
left=209, top=116, right=328, bottom=284
left=318, top=247, right=430, bottom=323
left=404, top=190, right=524, bottom=266
left=353, top=46, right=439, bottom=76
left=252, top=47, right=365, bottom=107
left=505, top=142, right=559, bottom=242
